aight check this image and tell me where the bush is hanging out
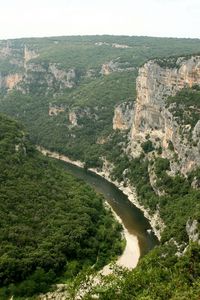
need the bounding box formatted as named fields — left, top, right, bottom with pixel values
left=141, top=140, right=154, bottom=153
left=154, top=158, right=170, bottom=176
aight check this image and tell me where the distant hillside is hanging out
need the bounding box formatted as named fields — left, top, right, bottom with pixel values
left=1, top=36, right=200, bottom=167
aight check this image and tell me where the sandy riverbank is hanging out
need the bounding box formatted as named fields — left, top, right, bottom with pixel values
left=101, top=203, right=140, bottom=274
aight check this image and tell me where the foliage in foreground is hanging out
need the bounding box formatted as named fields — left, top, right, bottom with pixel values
left=81, top=242, right=200, bottom=300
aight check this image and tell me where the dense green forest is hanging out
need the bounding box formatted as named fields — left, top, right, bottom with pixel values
left=0, top=114, right=123, bottom=299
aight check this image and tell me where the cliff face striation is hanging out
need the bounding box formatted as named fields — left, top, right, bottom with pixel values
left=130, top=56, right=200, bottom=174
left=113, top=102, right=134, bottom=130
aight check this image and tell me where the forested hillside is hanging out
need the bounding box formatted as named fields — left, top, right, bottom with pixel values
left=0, top=114, right=123, bottom=299
left=1, top=36, right=200, bottom=166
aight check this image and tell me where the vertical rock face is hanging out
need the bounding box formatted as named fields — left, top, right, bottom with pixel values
left=2, top=73, right=23, bottom=90
left=130, top=56, right=200, bottom=173
left=113, top=102, right=134, bottom=130
left=132, top=56, right=200, bottom=137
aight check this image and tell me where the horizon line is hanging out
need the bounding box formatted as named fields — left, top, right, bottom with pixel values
left=0, top=34, right=200, bottom=41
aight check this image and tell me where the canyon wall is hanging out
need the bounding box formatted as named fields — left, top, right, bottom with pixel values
left=113, top=102, right=134, bottom=130
left=130, top=56, right=200, bottom=174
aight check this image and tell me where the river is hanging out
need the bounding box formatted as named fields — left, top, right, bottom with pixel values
left=53, top=158, right=159, bottom=261
left=38, top=146, right=158, bottom=270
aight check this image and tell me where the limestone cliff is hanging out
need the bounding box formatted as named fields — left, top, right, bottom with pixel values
left=113, top=102, right=134, bottom=130
left=131, top=56, right=200, bottom=174
left=132, top=56, right=200, bottom=136
left=0, top=43, right=24, bottom=90
left=5, top=73, right=23, bottom=90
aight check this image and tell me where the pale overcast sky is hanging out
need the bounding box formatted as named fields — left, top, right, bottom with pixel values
left=0, top=0, right=199, bottom=39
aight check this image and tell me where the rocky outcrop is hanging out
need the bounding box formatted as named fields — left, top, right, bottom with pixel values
left=49, top=105, right=65, bottom=116
left=100, top=59, right=135, bottom=75
left=101, top=63, right=113, bottom=75
left=0, top=42, right=23, bottom=88
left=0, top=73, right=23, bottom=90
left=186, top=219, right=200, bottom=244
left=131, top=56, right=200, bottom=174
left=69, top=110, right=78, bottom=126
left=95, top=42, right=131, bottom=49
left=191, top=176, right=200, bottom=189
left=112, top=43, right=131, bottom=49
left=49, top=64, right=76, bottom=88
left=5, top=73, right=23, bottom=90
left=113, top=102, right=134, bottom=130
left=193, top=120, right=200, bottom=141
left=38, top=284, right=69, bottom=300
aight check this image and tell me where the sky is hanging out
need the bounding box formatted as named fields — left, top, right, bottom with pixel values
left=0, top=0, right=199, bottom=40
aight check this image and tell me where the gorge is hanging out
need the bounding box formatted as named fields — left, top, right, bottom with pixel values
left=0, top=36, right=200, bottom=299
left=38, top=147, right=159, bottom=265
